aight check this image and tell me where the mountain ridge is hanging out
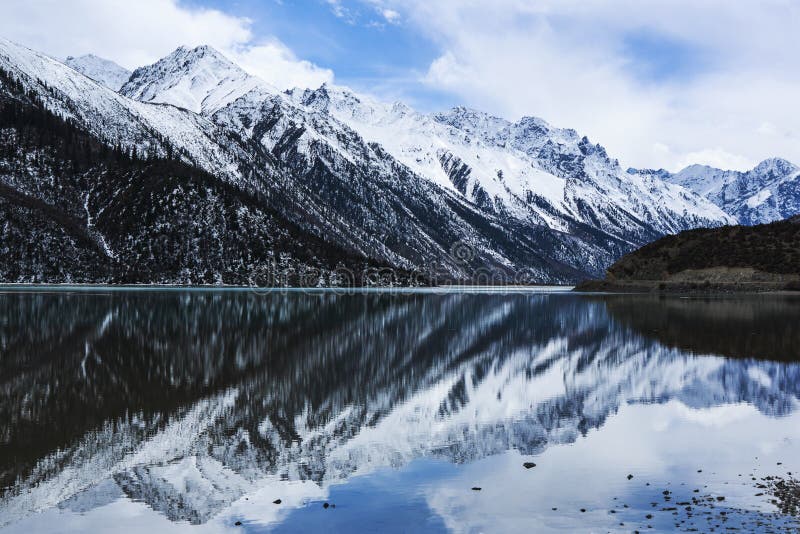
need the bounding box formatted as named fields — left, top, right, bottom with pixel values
left=1, top=38, right=592, bottom=283
left=64, top=54, right=131, bottom=91
left=2, top=37, right=796, bottom=284
left=641, top=157, right=800, bottom=225
left=286, top=82, right=734, bottom=246
left=120, top=45, right=268, bottom=114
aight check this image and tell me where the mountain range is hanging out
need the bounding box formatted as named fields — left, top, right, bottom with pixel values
left=0, top=38, right=796, bottom=284
left=659, top=157, right=800, bottom=225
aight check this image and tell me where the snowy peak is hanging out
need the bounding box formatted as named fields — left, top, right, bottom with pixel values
left=670, top=164, right=732, bottom=198
left=293, top=83, right=333, bottom=113
left=673, top=158, right=798, bottom=190
left=289, top=83, right=397, bottom=125
left=433, top=106, right=510, bottom=139
left=120, top=45, right=269, bottom=114
left=0, top=37, right=250, bottom=183
left=750, top=157, right=798, bottom=179
left=286, top=81, right=732, bottom=243
left=63, top=54, right=131, bottom=91
left=664, top=158, right=800, bottom=225
left=678, top=163, right=716, bottom=174
left=507, top=115, right=579, bottom=153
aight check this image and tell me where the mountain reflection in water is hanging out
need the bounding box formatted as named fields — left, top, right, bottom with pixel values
left=1, top=290, right=799, bottom=531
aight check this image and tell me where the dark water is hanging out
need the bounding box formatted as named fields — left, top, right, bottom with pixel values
left=1, top=288, right=799, bottom=533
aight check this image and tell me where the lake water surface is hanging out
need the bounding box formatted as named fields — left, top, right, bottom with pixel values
left=1, top=289, right=799, bottom=533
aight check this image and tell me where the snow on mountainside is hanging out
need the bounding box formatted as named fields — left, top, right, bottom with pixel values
left=119, top=44, right=623, bottom=280
left=122, top=44, right=731, bottom=246
left=0, top=38, right=244, bottom=179
left=663, top=158, right=800, bottom=225
left=0, top=37, right=767, bottom=284
left=63, top=54, right=131, bottom=91
left=285, top=84, right=734, bottom=244
left=0, top=38, right=596, bottom=282
left=120, top=46, right=268, bottom=114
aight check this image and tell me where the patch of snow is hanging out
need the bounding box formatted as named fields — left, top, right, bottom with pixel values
left=64, top=54, right=131, bottom=91
left=746, top=189, right=772, bottom=209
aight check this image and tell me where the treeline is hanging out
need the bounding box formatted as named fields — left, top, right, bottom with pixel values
left=607, top=216, right=800, bottom=280
left=0, top=65, right=418, bottom=286
left=0, top=66, right=181, bottom=174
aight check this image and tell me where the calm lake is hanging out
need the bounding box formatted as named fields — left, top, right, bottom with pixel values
left=1, top=288, right=799, bottom=533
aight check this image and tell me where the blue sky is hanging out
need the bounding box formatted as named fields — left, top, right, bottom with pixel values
left=620, top=30, right=710, bottom=84
left=199, top=0, right=434, bottom=78
left=2, top=0, right=800, bottom=172
left=180, top=0, right=711, bottom=111
left=185, top=0, right=456, bottom=110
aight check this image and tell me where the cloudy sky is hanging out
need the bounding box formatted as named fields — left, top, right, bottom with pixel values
left=1, top=0, right=798, bottom=172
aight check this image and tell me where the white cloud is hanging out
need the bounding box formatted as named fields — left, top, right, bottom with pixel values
left=325, top=0, right=355, bottom=23
left=3, top=0, right=798, bottom=171
left=674, top=149, right=757, bottom=173
left=377, top=0, right=800, bottom=171
left=381, top=9, right=401, bottom=24
left=0, top=0, right=332, bottom=90
left=230, top=40, right=333, bottom=91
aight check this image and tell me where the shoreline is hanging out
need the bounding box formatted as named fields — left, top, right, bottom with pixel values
left=0, top=284, right=576, bottom=294
left=573, top=279, right=800, bottom=295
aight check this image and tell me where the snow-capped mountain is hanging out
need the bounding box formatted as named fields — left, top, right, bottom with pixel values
left=116, top=43, right=734, bottom=275
left=63, top=54, right=131, bottom=91
left=120, top=45, right=267, bottom=114
left=0, top=37, right=767, bottom=284
left=285, top=84, right=734, bottom=245
left=0, top=38, right=591, bottom=283
left=116, top=46, right=735, bottom=245
left=0, top=38, right=245, bottom=177
left=662, top=158, right=800, bottom=225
